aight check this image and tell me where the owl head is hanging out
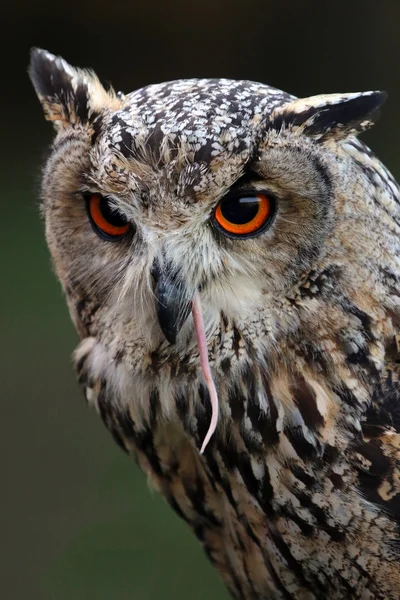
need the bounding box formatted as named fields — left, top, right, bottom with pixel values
left=29, top=49, right=396, bottom=428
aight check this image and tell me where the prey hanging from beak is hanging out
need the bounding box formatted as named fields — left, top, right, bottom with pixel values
left=191, top=291, right=219, bottom=454
left=152, top=260, right=219, bottom=453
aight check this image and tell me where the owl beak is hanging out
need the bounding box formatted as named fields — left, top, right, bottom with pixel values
left=151, top=259, right=192, bottom=344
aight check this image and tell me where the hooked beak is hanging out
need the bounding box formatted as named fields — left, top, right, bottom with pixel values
left=151, top=258, right=192, bottom=344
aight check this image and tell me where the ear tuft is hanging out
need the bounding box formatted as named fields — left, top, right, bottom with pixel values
left=269, top=91, right=387, bottom=141
left=28, top=48, right=121, bottom=130
left=29, top=48, right=77, bottom=100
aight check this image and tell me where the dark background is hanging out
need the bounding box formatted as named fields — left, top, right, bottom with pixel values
left=2, top=1, right=400, bottom=598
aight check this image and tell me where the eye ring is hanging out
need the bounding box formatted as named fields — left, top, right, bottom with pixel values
left=213, top=191, right=275, bottom=238
left=85, top=194, right=133, bottom=241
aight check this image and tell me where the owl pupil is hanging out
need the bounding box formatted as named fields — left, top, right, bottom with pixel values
left=99, top=197, right=127, bottom=226
left=221, top=196, right=259, bottom=224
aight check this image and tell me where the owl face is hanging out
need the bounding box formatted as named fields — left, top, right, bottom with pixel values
left=29, top=49, right=389, bottom=380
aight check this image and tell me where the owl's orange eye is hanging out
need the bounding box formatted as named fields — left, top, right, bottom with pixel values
left=86, top=194, right=132, bottom=241
left=213, top=192, right=275, bottom=238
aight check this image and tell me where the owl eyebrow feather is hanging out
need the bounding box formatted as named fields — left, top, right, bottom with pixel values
left=227, top=167, right=264, bottom=193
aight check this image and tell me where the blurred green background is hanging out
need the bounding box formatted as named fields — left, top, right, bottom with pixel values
left=2, top=1, right=400, bottom=599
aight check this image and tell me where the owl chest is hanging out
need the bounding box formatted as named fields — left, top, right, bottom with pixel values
left=135, top=416, right=398, bottom=600
left=88, top=341, right=400, bottom=599
left=127, top=407, right=390, bottom=600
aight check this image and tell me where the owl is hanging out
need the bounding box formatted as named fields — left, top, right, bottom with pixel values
left=29, top=48, right=400, bottom=600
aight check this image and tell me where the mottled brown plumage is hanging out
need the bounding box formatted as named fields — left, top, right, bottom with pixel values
left=29, top=48, right=400, bottom=599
